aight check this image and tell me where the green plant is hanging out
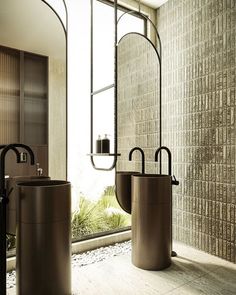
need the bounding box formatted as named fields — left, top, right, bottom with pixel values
left=97, top=186, right=120, bottom=209
left=71, top=186, right=131, bottom=240
left=71, top=196, right=107, bottom=239
left=103, top=207, right=130, bottom=229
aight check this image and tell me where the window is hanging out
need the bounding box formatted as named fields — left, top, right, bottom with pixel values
left=69, top=0, right=146, bottom=241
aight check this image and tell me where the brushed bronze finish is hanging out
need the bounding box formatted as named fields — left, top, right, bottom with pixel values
left=131, top=174, right=171, bottom=270
left=6, top=176, right=50, bottom=235
left=115, top=171, right=140, bottom=214
left=16, top=180, right=71, bottom=295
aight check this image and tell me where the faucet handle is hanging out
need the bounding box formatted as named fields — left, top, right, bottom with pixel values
left=36, top=163, right=43, bottom=176
left=172, top=175, right=179, bottom=186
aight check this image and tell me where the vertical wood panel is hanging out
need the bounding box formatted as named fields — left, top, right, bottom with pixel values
left=0, top=46, right=20, bottom=144
left=0, top=46, right=48, bottom=177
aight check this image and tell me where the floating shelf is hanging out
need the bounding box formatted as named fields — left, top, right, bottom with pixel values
left=87, top=153, right=121, bottom=156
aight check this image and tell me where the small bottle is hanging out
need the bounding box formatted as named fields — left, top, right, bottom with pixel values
left=96, top=135, right=102, bottom=153
left=101, top=134, right=110, bottom=154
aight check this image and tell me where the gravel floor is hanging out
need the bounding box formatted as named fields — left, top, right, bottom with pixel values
left=7, top=240, right=131, bottom=290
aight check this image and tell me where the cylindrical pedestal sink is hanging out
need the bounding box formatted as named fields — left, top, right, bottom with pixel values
left=115, top=171, right=140, bottom=214
left=16, top=180, right=71, bottom=295
left=131, top=174, right=171, bottom=270
left=6, top=176, right=50, bottom=235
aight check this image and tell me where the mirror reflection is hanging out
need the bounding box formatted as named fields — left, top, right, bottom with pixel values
left=0, top=0, right=66, bottom=180
left=117, top=32, right=160, bottom=174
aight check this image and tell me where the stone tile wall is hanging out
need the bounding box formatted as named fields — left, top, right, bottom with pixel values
left=117, top=33, right=161, bottom=174
left=157, top=0, right=236, bottom=262
left=117, top=0, right=235, bottom=263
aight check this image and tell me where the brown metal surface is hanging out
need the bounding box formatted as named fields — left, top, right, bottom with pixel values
left=131, top=174, right=172, bottom=270
left=6, top=176, right=50, bottom=235
left=115, top=171, right=140, bottom=214
left=16, top=180, right=71, bottom=295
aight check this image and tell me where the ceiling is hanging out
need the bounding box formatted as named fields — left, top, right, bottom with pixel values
left=0, top=0, right=65, bottom=59
left=141, top=0, right=168, bottom=9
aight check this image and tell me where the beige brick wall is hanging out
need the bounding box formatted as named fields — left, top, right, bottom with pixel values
left=117, top=0, right=235, bottom=263
left=117, top=1, right=160, bottom=173
left=117, top=33, right=161, bottom=174
left=157, top=0, right=236, bottom=262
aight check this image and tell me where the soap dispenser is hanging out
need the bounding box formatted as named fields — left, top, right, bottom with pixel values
left=101, top=134, right=110, bottom=154
left=96, top=135, right=102, bottom=153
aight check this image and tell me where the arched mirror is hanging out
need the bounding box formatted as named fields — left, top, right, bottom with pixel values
left=117, top=32, right=160, bottom=174
left=0, top=0, right=67, bottom=267
left=0, top=0, right=67, bottom=180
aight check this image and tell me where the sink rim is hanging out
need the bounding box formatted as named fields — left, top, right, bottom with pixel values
left=8, top=175, right=49, bottom=180
left=132, top=174, right=171, bottom=178
left=116, top=171, right=141, bottom=175
left=17, top=180, right=70, bottom=187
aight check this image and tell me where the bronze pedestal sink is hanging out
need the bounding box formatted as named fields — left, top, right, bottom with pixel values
left=115, top=147, right=145, bottom=214
left=6, top=176, right=50, bottom=235
left=16, top=180, right=71, bottom=295
left=131, top=174, right=172, bottom=270
left=115, top=171, right=140, bottom=214
left=119, top=146, right=179, bottom=270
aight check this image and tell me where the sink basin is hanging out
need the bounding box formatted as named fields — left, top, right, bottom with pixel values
left=6, top=175, right=50, bottom=235
left=131, top=174, right=172, bottom=270
left=115, top=171, right=140, bottom=214
left=16, top=180, right=71, bottom=295
left=17, top=180, right=71, bottom=223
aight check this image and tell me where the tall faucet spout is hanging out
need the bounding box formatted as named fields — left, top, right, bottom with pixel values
left=0, top=143, right=35, bottom=196
left=0, top=145, right=21, bottom=163
left=129, top=147, right=145, bottom=174
left=154, top=146, right=172, bottom=175
left=0, top=143, right=35, bottom=294
left=15, top=143, right=35, bottom=165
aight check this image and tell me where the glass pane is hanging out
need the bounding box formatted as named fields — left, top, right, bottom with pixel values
left=93, top=88, right=114, bottom=151
left=70, top=1, right=145, bottom=242
left=93, top=1, right=114, bottom=90
left=118, top=11, right=144, bottom=40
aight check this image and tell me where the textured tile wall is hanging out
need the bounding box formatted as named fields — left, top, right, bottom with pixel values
left=157, top=0, right=236, bottom=262
left=117, top=33, right=161, bottom=174
left=117, top=0, right=235, bottom=263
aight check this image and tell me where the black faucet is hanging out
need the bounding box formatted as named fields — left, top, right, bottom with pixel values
left=155, top=146, right=179, bottom=185
left=0, top=143, right=35, bottom=295
left=155, top=146, right=172, bottom=175
left=155, top=146, right=179, bottom=258
left=0, top=145, right=21, bottom=163
left=129, top=147, right=145, bottom=174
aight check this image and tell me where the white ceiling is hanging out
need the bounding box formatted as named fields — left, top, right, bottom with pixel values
left=141, top=0, right=168, bottom=9
left=0, top=0, right=65, bottom=59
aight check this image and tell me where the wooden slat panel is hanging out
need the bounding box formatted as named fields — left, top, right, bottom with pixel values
left=0, top=46, right=20, bottom=144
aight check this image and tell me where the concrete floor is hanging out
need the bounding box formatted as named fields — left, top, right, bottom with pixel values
left=8, top=241, right=236, bottom=295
